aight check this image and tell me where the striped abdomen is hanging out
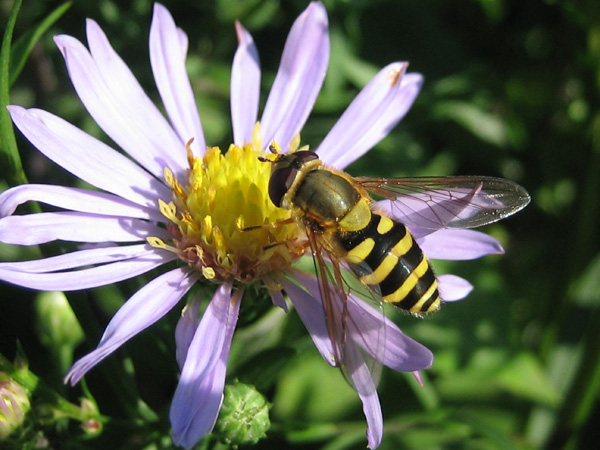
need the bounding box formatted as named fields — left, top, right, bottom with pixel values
left=336, top=213, right=441, bottom=314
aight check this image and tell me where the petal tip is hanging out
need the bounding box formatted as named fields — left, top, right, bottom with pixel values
left=234, top=21, right=246, bottom=42
left=308, top=1, right=328, bottom=21
left=6, top=104, right=23, bottom=115
left=413, top=370, right=424, bottom=386
left=152, top=2, right=174, bottom=26
left=85, top=18, right=102, bottom=38
left=53, top=34, right=71, bottom=55
left=153, top=2, right=168, bottom=14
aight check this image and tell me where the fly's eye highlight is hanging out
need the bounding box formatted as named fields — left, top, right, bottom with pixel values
left=293, top=150, right=319, bottom=164
left=268, top=166, right=297, bottom=207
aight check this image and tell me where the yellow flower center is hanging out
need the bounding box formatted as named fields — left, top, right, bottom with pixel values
left=148, top=126, right=307, bottom=284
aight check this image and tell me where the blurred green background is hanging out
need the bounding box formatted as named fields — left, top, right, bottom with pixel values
left=1, top=0, right=599, bottom=449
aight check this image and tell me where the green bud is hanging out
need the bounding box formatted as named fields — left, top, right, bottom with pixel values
left=34, top=291, right=84, bottom=373
left=216, top=381, right=270, bottom=445
left=0, top=374, right=31, bottom=439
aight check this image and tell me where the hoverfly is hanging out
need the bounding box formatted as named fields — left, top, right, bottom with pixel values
left=258, top=146, right=529, bottom=377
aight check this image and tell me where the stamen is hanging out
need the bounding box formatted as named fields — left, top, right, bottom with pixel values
left=185, top=138, right=195, bottom=169
left=158, top=200, right=181, bottom=225
left=164, top=169, right=186, bottom=200
left=147, top=237, right=181, bottom=254
left=202, top=267, right=216, bottom=279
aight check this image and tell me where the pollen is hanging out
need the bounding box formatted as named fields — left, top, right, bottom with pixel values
left=150, top=131, right=307, bottom=283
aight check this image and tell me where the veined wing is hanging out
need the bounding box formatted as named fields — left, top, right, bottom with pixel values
left=357, top=176, right=530, bottom=230
left=305, top=228, right=384, bottom=395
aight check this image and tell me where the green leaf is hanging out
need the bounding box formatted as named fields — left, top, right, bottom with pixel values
left=572, top=251, right=600, bottom=306
left=273, top=349, right=358, bottom=422
left=496, top=353, right=561, bottom=407
left=9, top=2, right=72, bottom=86
left=0, top=0, right=26, bottom=187
left=433, top=100, right=510, bottom=147
left=235, top=347, right=297, bottom=392
left=455, top=408, right=524, bottom=450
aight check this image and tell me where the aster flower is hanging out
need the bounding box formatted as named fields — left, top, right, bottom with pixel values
left=0, top=2, right=507, bottom=449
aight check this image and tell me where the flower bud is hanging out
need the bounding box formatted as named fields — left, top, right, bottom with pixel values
left=34, top=291, right=84, bottom=363
left=215, top=381, right=270, bottom=445
left=0, top=375, right=30, bottom=439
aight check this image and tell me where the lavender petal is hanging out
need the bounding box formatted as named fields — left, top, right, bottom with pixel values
left=0, top=184, right=163, bottom=221
left=344, top=342, right=383, bottom=449
left=438, top=274, right=473, bottom=301
left=419, top=229, right=504, bottom=260
left=281, top=270, right=335, bottom=366
left=318, top=68, right=422, bottom=169
left=170, top=284, right=241, bottom=448
left=0, top=248, right=174, bottom=291
left=149, top=3, right=205, bottom=156
left=55, top=25, right=185, bottom=177
left=8, top=106, right=170, bottom=208
left=175, top=298, right=202, bottom=371
left=260, top=2, right=329, bottom=151
left=231, top=21, right=260, bottom=146
left=66, top=267, right=197, bottom=384
left=0, top=212, right=169, bottom=246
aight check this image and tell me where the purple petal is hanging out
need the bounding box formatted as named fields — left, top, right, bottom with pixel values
left=0, top=212, right=169, bottom=246
left=8, top=106, right=170, bottom=208
left=0, top=184, right=163, bottom=221
left=171, top=284, right=241, bottom=449
left=84, top=19, right=190, bottom=170
left=345, top=296, right=433, bottom=372
left=318, top=64, right=422, bottom=169
left=54, top=28, right=185, bottom=178
left=175, top=298, right=202, bottom=370
left=231, top=21, right=260, bottom=146
left=260, top=2, right=329, bottom=150
left=0, top=246, right=175, bottom=291
left=282, top=270, right=335, bottom=365
left=149, top=4, right=205, bottom=156
left=438, top=274, right=473, bottom=301
left=0, top=244, right=153, bottom=272
left=376, top=183, right=482, bottom=233
left=418, top=229, right=504, bottom=260
left=66, top=267, right=197, bottom=384
left=268, top=285, right=288, bottom=312
left=362, top=390, right=383, bottom=449
left=342, top=72, right=421, bottom=168
left=285, top=269, right=432, bottom=449
left=287, top=268, right=433, bottom=372
left=344, top=342, right=383, bottom=449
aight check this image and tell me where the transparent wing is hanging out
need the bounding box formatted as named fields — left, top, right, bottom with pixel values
left=357, top=176, right=530, bottom=230
left=305, top=228, right=384, bottom=394
left=306, top=229, right=347, bottom=367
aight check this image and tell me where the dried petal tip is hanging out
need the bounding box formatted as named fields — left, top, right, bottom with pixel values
left=215, top=381, right=270, bottom=445
left=412, top=371, right=424, bottom=387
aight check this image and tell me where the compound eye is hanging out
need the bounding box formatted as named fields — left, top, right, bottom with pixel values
left=293, top=151, right=319, bottom=165
left=269, top=166, right=297, bottom=207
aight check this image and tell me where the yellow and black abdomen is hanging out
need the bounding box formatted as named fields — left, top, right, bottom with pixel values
left=337, top=214, right=441, bottom=315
